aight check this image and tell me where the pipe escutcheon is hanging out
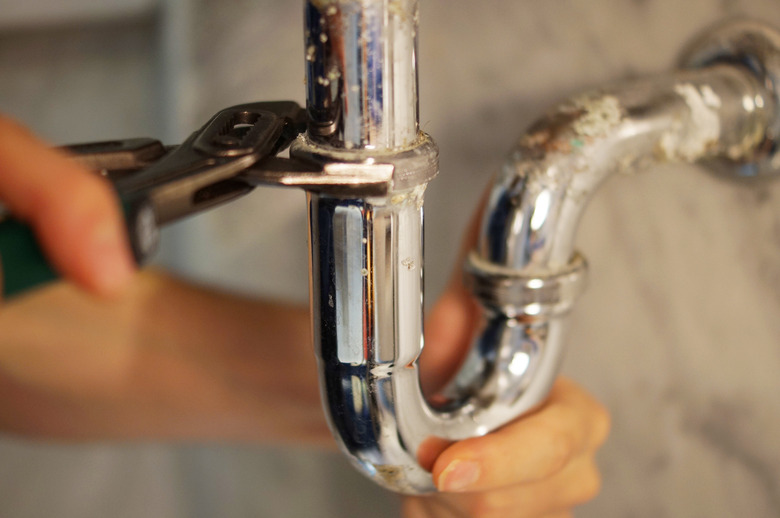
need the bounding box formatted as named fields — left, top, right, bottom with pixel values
left=464, top=252, right=589, bottom=318
left=680, top=19, right=780, bottom=177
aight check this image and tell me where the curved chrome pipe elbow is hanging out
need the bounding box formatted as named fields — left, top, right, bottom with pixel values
left=474, top=31, right=779, bottom=275
left=464, top=16, right=780, bottom=485
left=296, top=7, right=780, bottom=494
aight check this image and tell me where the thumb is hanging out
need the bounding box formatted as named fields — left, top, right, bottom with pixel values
left=0, top=117, right=135, bottom=298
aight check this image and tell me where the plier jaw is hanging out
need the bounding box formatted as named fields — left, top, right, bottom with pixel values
left=65, top=101, right=308, bottom=263
left=70, top=101, right=306, bottom=222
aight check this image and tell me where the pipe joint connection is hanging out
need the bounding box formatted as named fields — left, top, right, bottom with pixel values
left=465, top=251, right=589, bottom=319
left=291, top=133, right=439, bottom=196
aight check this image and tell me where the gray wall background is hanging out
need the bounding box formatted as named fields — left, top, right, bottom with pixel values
left=1, top=1, right=780, bottom=516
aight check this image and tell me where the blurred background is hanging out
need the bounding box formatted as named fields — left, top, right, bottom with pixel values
left=1, top=0, right=780, bottom=516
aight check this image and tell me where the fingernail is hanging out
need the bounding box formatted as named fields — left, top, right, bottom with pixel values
left=89, top=219, right=135, bottom=295
left=438, top=460, right=480, bottom=492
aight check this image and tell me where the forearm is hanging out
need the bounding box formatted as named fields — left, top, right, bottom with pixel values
left=0, top=270, right=330, bottom=446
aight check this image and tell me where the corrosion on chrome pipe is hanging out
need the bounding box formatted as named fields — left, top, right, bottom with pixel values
left=293, top=6, right=780, bottom=494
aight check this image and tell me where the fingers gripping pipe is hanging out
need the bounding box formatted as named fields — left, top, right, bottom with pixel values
left=295, top=5, right=780, bottom=494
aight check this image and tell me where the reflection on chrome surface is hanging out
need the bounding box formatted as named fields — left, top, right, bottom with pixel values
left=296, top=4, right=780, bottom=493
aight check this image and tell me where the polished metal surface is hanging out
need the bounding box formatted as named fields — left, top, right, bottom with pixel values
left=308, top=189, right=431, bottom=492
left=301, top=0, right=442, bottom=492
left=680, top=19, right=780, bottom=176
left=464, top=251, right=589, bottom=318
left=297, top=6, right=780, bottom=495
left=464, top=22, right=780, bottom=495
left=304, top=0, right=419, bottom=150
left=477, top=64, right=772, bottom=273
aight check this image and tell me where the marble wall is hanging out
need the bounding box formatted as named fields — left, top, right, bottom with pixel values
left=182, top=3, right=780, bottom=515
left=1, top=0, right=780, bottom=517
left=172, top=1, right=780, bottom=516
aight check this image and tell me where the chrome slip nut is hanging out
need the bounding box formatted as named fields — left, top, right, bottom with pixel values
left=464, top=251, right=589, bottom=318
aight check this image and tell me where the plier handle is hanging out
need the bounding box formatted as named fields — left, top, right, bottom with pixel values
left=0, top=101, right=311, bottom=297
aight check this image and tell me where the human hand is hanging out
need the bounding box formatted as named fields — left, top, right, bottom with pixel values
left=0, top=116, right=134, bottom=297
left=0, top=272, right=328, bottom=443
left=405, top=204, right=610, bottom=517
left=0, top=117, right=328, bottom=444
left=404, top=376, right=609, bottom=518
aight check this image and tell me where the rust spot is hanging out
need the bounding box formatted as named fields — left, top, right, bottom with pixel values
left=376, top=465, right=405, bottom=485
left=518, top=109, right=587, bottom=155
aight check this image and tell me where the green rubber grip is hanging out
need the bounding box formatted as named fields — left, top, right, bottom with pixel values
left=0, top=218, right=59, bottom=299
left=0, top=196, right=158, bottom=300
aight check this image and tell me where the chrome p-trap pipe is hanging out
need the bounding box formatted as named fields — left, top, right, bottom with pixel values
left=290, top=5, right=780, bottom=494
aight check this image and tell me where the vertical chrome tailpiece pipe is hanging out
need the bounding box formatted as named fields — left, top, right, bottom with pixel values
left=294, top=7, right=780, bottom=494
left=295, top=0, right=440, bottom=493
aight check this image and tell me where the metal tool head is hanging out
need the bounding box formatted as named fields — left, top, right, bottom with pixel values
left=113, top=101, right=306, bottom=224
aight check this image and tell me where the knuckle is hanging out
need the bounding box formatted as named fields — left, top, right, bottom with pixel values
left=569, top=462, right=603, bottom=505
left=470, top=493, right=509, bottom=518
left=57, top=175, right=114, bottom=217
left=542, top=429, right=576, bottom=477
left=36, top=175, right=115, bottom=241
left=67, top=170, right=111, bottom=200
left=590, top=402, right=612, bottom=448
left=469, top=495, right=493, bottom=516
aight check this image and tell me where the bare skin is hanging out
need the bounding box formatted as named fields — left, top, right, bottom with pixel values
left=0, top=117, right=610, bottom=517
left=0, top=116, right=134, bottom=296
left=407, top=204, right=610, bottom=517
left=0, top=272, right=328, bottom=445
